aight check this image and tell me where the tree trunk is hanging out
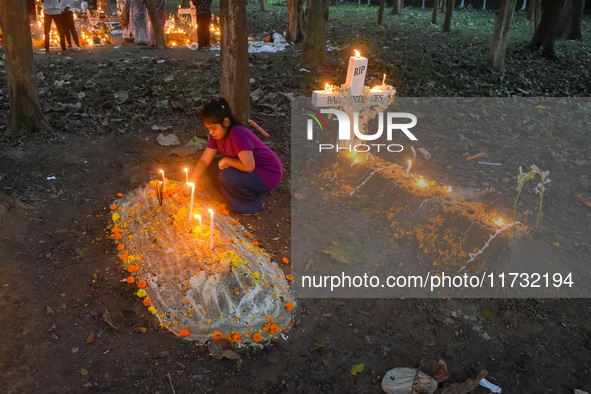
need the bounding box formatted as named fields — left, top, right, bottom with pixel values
left=443, top=0, right=455, bottom=32
left=143, top=0, right=166, bottom=48
left=527, top=0, right=542, bottom=29
left=220, top=0, right=250, bottom=123
left=377, top=0, right=386, bottom=23
left=488, top=0, right=518, bottom=73
left=259, top=0, right=266, bottom=11
left=298, top=0, right=330, bottom=69
left=286, top=0, right=305, bottom=43
left=0, top=0, right=50, bottom=138
left=392, top=0, right=401, bottom=14
left=528, top=0, right=562, bottom=57
left=556, top=0, right=584, bottom=40
left=432, top=0, right=439, bottom=24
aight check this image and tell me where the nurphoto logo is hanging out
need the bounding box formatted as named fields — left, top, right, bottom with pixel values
left=304, top=108, right=418, bottom=153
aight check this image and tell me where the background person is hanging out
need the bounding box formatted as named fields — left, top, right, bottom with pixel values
left=43, top=0, right=67, bottom=52
left=60, top=0, right=82, bottom=50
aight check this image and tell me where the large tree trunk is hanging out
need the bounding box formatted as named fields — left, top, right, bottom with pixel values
left=286, top=0, right=305, bottom=43
left=220, top=0, right=250, bottom=123
left=556, top=0, right=584, bottom=40
left=1, top=0, right=50, bottom=138
left=377, top=0, right=386, bottom=23
left=144, top=0, right=166, bottom=48
left=392, top=0, right=401, bottom=14
left=298, top=0, right=330, bottom=69
left=259, top=0, right=266, bottom=11
left=529, top=0, right=562, bottom=57
left=488, top=0, right=518, bottom=73
left=432, top=0, right=439, bottom=24
left=443, top=0, right=455, bottom=32
left=527, top=0, right=542, bottom=29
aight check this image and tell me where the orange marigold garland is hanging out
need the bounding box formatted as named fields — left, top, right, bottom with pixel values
left=285, top=302, right=293, bottom=312
left=137, top=280, right=147, bottom=288
left=269, top=324, right=280, bottom=334
left=126, top=276, right=135, bottom=284
left=179, top=329, right=190, bottom=337
left=212, top=331, right=223, bottom=340
left=252, top=332, right=262, bottom=342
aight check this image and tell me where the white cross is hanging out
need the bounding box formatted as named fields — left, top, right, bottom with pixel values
left=311, top=51, right=394, bottom=108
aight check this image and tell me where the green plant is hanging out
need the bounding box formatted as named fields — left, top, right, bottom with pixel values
left=530, top=165, right=551, bottom=230
left=512, top=165, right=550, bottom=235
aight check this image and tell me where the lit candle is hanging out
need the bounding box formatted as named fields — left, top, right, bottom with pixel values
left=187, top=182, right=195, bottom=219
left=345, top=50, right=368, bottom=96
left=382, top=73, right=386, bottom=87
left=325, top=82, right=329, bottom=92
left=406, top=160, right=412, bottom=173
left=195, top=214, right=202, bottom=233
left=209, top=209, right=214, bottom=250
left=160, top=170, right=165, bottom=189
left=184, top=168, right=189, bottom=183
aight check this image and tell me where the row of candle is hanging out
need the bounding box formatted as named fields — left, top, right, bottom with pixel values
left=159, top=169, right=214, bottom=250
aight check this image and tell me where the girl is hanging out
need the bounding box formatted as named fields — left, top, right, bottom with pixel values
left=190, top=98, right=283, bottom=215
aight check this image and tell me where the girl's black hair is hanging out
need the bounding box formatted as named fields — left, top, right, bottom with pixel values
left=201, top=97, right=243, bottom=134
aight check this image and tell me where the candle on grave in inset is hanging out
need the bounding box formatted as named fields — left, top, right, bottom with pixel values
left=209, top=209, right=214, bottom=250
left=194, top=214, right=202, bottom=233
left=382, top=73, right=386, bottom=88
left=187, top=182, right=195, bottom=219
left=345, top=50, right=368, bottom=96
left=407, top=159, right=412, bottom=173
left=184, top=168, right=189, bottom=183
left=160, top=170, right=165, bottom=189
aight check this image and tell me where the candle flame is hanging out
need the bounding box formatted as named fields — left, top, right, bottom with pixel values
left=325, top=82, right=329, bottom=91
left=194, top=214, right=201, bottom=220
left=354, top=49, right=361, bottom=58
left=208, top=209, right=214, bottom=214
left=186, top=182, right=194, bottom=187
left=495, top=218, right=505, bottom=226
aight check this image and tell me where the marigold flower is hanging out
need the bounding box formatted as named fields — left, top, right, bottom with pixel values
left=285, top=302, right=293, bottom=312
left=143, top=298, right=152, bottom=306
left=285, top=275, right=293, bottom=281
left=179, top=329, right=190, bottom=337
left=245, top=233, right=253, bottom=239
left=127, top=264, right=138, bottom=273
left=212, top=331, right=223, bottom=340
left=253, top=241, right=259, bottom=247
left=119, top=253, right=128, bottom=261
left=112, top=213, right=120, bottom=222
left=137, top=280, right=147, bottom=288
left=231, top=331, right=242, bottom=343
left=269, top=324, right=280, bottom=334
left=117, top=244, right=125, bottom=251
left=117, top=193, right=124, bottom=197
left=114, top=233, right=123, bottom=240
left=252, top=332, right=262, bottom=342
left=111, top=205, right=118, bottom=211
left=126, top=276, right=135, bottom=284
left=148, top=306, right=157, bottom=314
left=111, top=227, right=122, bottom=233
left=136, top=289, right=146, bottom=298
left=282, top=257, right=289, bottom=264
left=220, top=204, right=227, bottom=210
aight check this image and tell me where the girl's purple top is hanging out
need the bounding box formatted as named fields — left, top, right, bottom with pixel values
left=207, top=124, right=283, bottom=189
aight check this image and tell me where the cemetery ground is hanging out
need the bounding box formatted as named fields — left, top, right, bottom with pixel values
left=1, top=3, right=591, bottom=393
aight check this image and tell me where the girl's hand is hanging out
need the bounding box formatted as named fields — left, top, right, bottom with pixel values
left=218, top=157, right=230, bottom=170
